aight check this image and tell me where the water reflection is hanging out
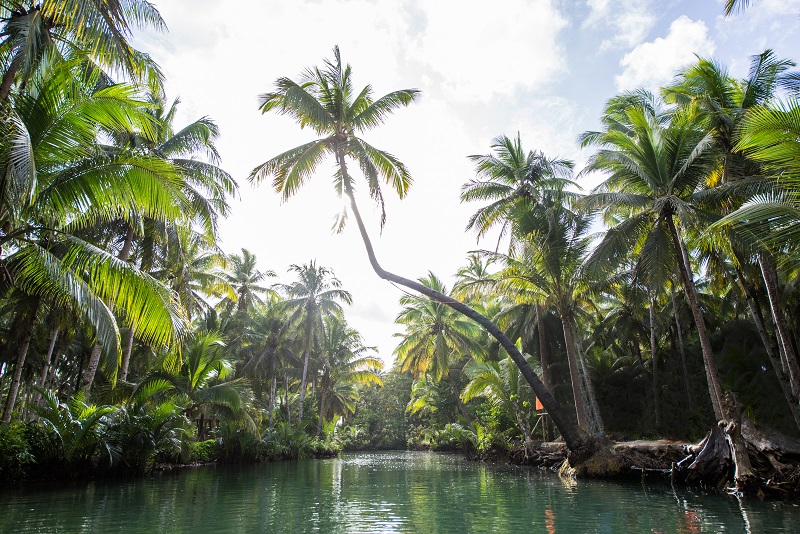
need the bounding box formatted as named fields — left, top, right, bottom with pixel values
left=1, top=451, right=799, bottom=533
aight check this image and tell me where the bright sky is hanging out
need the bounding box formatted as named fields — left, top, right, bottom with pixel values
left=135, top=0, right=800, bottom=366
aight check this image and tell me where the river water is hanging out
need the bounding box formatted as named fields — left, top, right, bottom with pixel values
left=1, top=451, right=798, bottom=532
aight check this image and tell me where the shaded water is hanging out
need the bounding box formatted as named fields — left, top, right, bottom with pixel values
left=2, top=451, right=798, bottom=532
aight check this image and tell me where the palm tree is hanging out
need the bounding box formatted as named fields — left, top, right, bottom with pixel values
left=580, top=92, right=726, bottom=419
left=240, top=300, right=297, bottom=425
left=462, top=356, right=537, bottom=443
left=218, top=249, right=275, bottom=316
left=665, top=51, right=800, bottom=414
left=394, top=273, right=482, bottom=382
left=278, top=260, right=351, bottom=424
left=315, top=316, right=382, bottom=435
left=460, top=133, right=575, bottom=246
left=0, top=0, right=166, bottom=100
left=250, top=46, right=588, bottom=452
left=1, top=61, right=185, bottom=421
left=135, top=331, right=253, bottom=440
left=489, top=197, right=604, bottom=434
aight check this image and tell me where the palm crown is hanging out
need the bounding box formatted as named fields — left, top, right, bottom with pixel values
left=250, top=46, right=419, bottom=228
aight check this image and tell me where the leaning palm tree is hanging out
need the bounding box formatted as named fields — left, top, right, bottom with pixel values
left=250, top=46, right=588, bottom=452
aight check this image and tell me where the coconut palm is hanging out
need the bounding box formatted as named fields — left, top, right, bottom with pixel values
left=251, top=46, right=588, bottom=451
left=315, top=316, right=382, bottom=435
left=135, top=331, right=253, bottom=440
left=0, top=0, right=166, bottom=100
left=0, top=61, right=186, bottom=421
left=277, top=260, right=351, bottom=424
left=460, top=133, right=576, bottom=246
left=580, top=92, right=726, bottom=419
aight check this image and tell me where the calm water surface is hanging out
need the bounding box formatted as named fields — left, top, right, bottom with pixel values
left=1, top=451, right=798, bottom=533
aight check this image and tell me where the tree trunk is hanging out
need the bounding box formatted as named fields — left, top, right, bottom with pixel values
left=298, top=349, right=310, bottom=424
left=649, top=293, right=661, bottom=430
left=758, top=255, right=800, bottom=397
left=82, top=344, right=102, bottom=396
left=670, top=281, right=694, bottom=411
left=316, top=389, right=327, bottom=437
left=734, top=267, right=800, bottom=431
left=2, top=300, right=40, bottom=422
left=284, top=375, right=291, bottom=423
left=37, top=326, right=60, bottom=388
left=560, top=312, right=589, bottom=431
left=338, top=156, right=588, bottom=453
left=449, top=370, right=474, bottom=429
left=119, top=329, right=135, bottom=382
left=571, top=318, right=604, bottom=435
left=667, top=218, right=724, bottom=420
left=269, top=375, right=277, bottom=426
left=535, top=304, right=555, bottom=440
left=32, top=326, right=60, bottom=407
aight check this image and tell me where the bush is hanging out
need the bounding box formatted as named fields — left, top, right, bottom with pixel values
left=187, top=439, right=221, bottom=463
left=0, top=422, right=34, bottom=483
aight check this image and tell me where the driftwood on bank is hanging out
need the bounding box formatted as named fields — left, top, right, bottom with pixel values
left=505, top=415, right=800, bottom=500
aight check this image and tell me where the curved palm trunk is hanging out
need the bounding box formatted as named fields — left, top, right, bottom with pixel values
left=758, top=255, right=800, bottom=397
left=336, top=156, right=587, bottom=451
left=668, top=218, right=724, bottom=420
left=2, top=300, right=40, bottom=422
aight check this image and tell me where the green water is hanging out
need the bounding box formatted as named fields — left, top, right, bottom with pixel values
left=1, top=451, right=798, bottom=533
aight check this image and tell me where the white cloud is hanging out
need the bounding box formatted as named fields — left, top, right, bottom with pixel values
left=407, top=0, right=569, bottom=101
left=615, top=16, right=715, bottom=92
left=583, top=0, right=656, bottom=50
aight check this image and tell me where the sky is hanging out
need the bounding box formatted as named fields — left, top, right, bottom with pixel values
left=134, top=0, right=800, bottom=366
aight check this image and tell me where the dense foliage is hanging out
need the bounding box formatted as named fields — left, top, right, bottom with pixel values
left=2, top=2, right=800, bottom=484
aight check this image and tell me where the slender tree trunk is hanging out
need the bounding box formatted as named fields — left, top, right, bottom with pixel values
left=82, top=344, right=102, bottom=396
left=269, top=375, right=277, bottom=426
left=2, top=300, right=40, bottom=422
left=668, top=218, right=724, bottom=420
left=632, top=340, right=644, bottom=368
left=338, top=157, right=587, bottom=452
left=298, top=349, right=310, bottom=424
left=32, top=326, right=60, bottom=407
left=670, top=282, right=694, bottom=411
left=758, top=255, right=800, bottom=397
left=734, top=269, right=800, bottom=431
left=560, top=313, right=588, bottom=431
left=649, top=292, right=661, bottom=430
left=535, top=304, right=555, bottom=440
left=37, top=326, right=60, bottom=388
left=284, top=375, right=291, bottom=423
left=316, top=389, right=327, bottom=437
left=571, top=319, right=604, bottom=435
left=449, top=370, right=474, bottom=429
left=119, top=329, right=135, bottom=382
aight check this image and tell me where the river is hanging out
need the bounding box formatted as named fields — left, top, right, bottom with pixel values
left=1, top=451, right=798, bottom=532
